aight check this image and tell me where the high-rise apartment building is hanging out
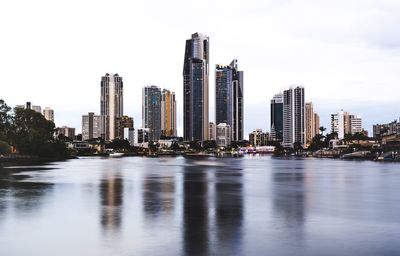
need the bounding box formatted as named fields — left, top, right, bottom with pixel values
left=215, top=123, right=231, bottom=148
left=331, top=110, right=348, bottom=139
left=283, top=86, right=305, bottom=148
left=143, top=85, right=162, bottom=141
left=209, top=122, right=216, bottom=141
left=270, top=93, right=284, bottom=141
left=57, top=126, right=75, bottom=140
left=137, top=128, right=150, bottom=148
left=16, top=102, right=42, bottom=114
left=373, top=119, right=400, bottom=138
left=100, top=73, right=123, bottom=141
left=43, top=107, right=54, bottom=122
left=215, top=59, right=244, bottom=142
left=350, top=115, right=363, bottom=134
left=305, top=102, right=317, bottom=145
left=183, top=32, right=209, bottom=141
left=116, top=116, right=134, bottom=140
left=331, top=110, right=364, bottom=139
left=82, top=112, right=103, bottom=141
left=314, top=113, right=320, bottom=135
left=161, top=89, right=177, bottom=137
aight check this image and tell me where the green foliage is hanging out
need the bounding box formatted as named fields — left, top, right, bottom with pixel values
left=0, top=100, right=69, bottom=158
left=0, top=140, right=11, bottom=154
left=189, top=140, right=202, bottom=151
left=169, top=142, right=180, bottom=151
left=0, top=100, right=12, bottom=142
left=203, top=140, right=216, bottom=150
left=106, top=139, right=131, bottom=150
left=231, top=140, right=250, bottom=148
left=148, top=141, right=159, bottom=152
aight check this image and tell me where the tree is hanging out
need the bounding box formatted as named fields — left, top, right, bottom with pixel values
left=203, top=140, right=216, bottom=150
left=0, top=140, right=11, bottom=155
left=10, top=108, right=68, bottom=158
left=0, top=100, right=12, bottom=142
left=106, top=139, right=131, bottom=150
left=319, top=126, right=327, bottom=135
left=169, top=142, right=180, bottom=151
left=189, top=140, right=202, bottom=151
left=309, top=133, right=325, bottom=151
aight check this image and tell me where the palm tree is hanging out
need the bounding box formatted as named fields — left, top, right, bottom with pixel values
left=319, top=126, right=327, bottom=136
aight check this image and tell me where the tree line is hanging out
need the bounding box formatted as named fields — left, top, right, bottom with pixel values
left=0, top=99, right=69, bottom=158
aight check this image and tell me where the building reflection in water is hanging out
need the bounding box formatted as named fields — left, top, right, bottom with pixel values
left=142, top=175, right=175, bottom=218
left=100, top=171, right=124, bottom=235
left=272, top=159, right=307, bottom=242
left=182, top=160, right=210, bottom=256
left=214, top=160, right=244, bottom=255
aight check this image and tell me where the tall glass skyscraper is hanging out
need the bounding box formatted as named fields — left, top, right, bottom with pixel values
left=183, top=32, right=209, bottom=141
left=215, top=59, right=244, bottom=141
left=143, top=85, right=162, bottom=141
left=270, top=93, right=283, bottom=142
left=100, top=73, right=123, bottom=141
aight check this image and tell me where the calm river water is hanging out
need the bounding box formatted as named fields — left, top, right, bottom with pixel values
left=0, top=156, right=399, bottom=256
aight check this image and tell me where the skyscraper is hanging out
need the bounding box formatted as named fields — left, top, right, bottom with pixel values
left=270, top=93, right=283, bottom=141
left=116, top=116, right=134, bottom=139
left=100, top=73, right=123, bottom=141
left=143, top=85, right=162, bottom=141
left=183, top=32, right=209, bottom=141
left=43, top=107, right=54, bottom=122
left=283, top=86, right=305, bottom=148
left=350, top=115, right=363, bottom=134
left=215, top=59, right=244, bottom=142
left=161, top=89, right=177, bottom=137
left=314, top=113, right=320, bottom=136
left=331, top=110, right=350, bottom=139
left=82, top=112, right=103, bottom=141
left=305, top=102, right=317, bottom=145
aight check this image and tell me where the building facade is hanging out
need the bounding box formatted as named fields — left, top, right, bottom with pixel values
left=215, top=123, right=231, bottom=148
left=283, top=86, right=305, bottom=148
left=16, top=102, right=42, bottom=114
left=314, top=113, right=320, bottom=136
left=161, top=89, right=177, bottom=137
left=100, top=73, right=123, bottom=141
left=43, top=107, right=54, bottom=122
left=350, top=115, right=363, bottom=134
left=305, top=102, right=317, bottom=145
left=249, top=129, right=269, bottom=147
left=116, top=116, right=134, bottom=140
left=57, top=126, right=75, bottom=140
left=143, top=85, right=162, bottom=141
left=183, top=32, right=209, bottom=141
left=209, top=122, right=216, bottom=141
left=215, top=59, right=244, bottom=142
left=82, top=112, right=103, bottom=141
left=373, top=119, right=400, bottom=138
left=270, top=93, right=283, bottom=141
left=331, top=110, right=362, bottom=139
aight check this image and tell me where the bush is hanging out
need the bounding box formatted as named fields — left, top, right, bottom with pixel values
left=0, top=140, right=11, bottom=155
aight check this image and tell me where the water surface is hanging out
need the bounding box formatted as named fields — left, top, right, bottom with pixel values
left=0, top=156, right=399, bottom=255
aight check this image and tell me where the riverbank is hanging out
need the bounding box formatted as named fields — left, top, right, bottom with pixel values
left=0, top=154, right=77, bottom=166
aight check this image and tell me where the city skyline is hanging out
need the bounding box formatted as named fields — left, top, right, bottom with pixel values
left=1, top=0, right=400, bottom=136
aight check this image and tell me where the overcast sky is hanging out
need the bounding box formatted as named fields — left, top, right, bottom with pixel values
left=1, top=0, right=399, bottom=137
